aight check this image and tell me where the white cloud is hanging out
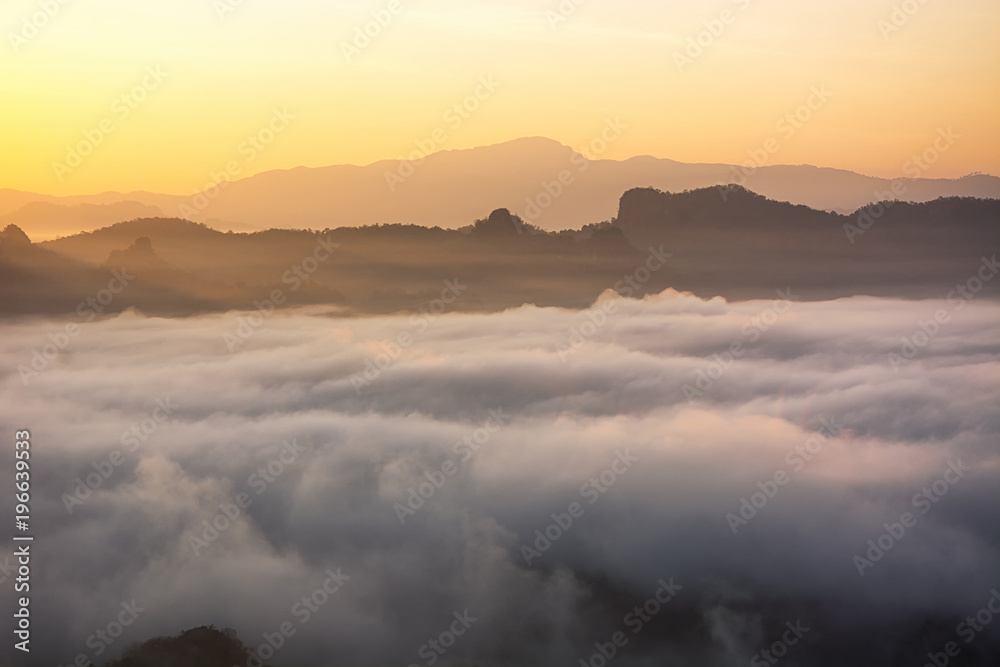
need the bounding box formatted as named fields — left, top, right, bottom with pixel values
left=1, top=289, right=998, bottom=666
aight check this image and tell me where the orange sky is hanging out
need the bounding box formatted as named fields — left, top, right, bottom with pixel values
left=2, top=0, right=998, bottom=195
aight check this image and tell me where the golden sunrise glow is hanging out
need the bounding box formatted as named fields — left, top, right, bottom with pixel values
left=1, top=0, right=998, bottom=195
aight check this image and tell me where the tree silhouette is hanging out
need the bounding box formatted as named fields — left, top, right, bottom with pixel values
left=103, top=625, right=266, bottom=667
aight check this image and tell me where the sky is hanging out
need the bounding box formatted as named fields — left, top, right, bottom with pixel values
left=1, top=0, right=998, bottom=195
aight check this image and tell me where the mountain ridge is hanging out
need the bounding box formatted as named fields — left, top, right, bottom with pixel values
left=0, top=185, right=993, bottom=318
left=3, top=138, right=997, bottom=235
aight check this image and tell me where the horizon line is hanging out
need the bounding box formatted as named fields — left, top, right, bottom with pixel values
left=4, top=136, right=998, bottom=200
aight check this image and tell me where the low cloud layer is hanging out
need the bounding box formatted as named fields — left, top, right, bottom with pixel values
left=1, top=289, right=998, bottom=666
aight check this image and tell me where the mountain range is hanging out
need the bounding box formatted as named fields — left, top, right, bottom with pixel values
left=2, top=137, right=998, bottom=240
left=2, top=185, right=996, bottom=318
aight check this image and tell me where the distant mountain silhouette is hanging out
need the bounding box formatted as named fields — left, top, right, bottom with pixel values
left=102, top=626, right=264, bottom=667
left=615, top=186, right=999, bottom=297
left=472, top=208, right=524, bottom=236
left=1, top=223, right=119, bottom=314
left=33, top=208, right=643, bottom=314
left=0, top=200, right=162, bottom=241
left=0, top=222, right=32, bottom=250
left=0, top=224, right=263, bottom=316
left=2, top=138, right=997, bottom=233
left=104, top=236, right=170, bottom=270
left=2, top=188, right=996, bottom=317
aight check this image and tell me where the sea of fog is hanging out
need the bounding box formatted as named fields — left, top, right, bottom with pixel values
left=1, top=289, right=998, bottom=667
